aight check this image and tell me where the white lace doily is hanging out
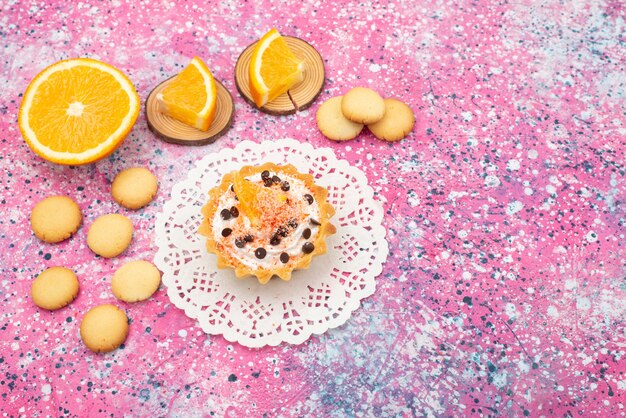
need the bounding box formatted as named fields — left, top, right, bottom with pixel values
left=154, top=138, right=388, bottom=347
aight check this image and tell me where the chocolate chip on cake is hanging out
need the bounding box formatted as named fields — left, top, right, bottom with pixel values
left=263, top=177, right=273, bottom=187
left=235, top=237, right=246, bottom=248
left=310, top=218, right=321, bottom=226
left=280, top=253, right=289, bottom=264
left=302, top=242, right=315, bottom=254
left=302, top=228, right=311, bottom=239
left=220, top=209, right=232, bottom=220
left=287, top=218, right=298, bottom=229
left=230, top=206, right=239, bottom=218
left=304, top=194, right=314, bottom=205
left=270, top=235, right=281, bottom=246
left=244, top=234, right=254, bottom=242
left=281, top=181, right=290, bottom=191
left=222, top=228, right=232, bottom=237
left=255, top=248, right=267, bottom=259
left=272, top=175, right=281, bottom=184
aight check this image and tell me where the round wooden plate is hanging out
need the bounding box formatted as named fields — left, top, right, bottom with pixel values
left=146, top=77, right=234, bottom=145
left=235, top=36, right=325, bottom=115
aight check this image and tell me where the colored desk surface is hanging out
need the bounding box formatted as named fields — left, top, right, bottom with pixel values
left=1, top=1, right=624, bottom=416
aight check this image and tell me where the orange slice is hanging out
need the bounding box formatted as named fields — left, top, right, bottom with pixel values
left=249, top=28, right=305, bottom=107
left=233, top=172, right=263, bottom=223
left=233, top=172, right=287, bottom=225
left=156, top=56, right=217, bottom=131
left=18, top=58, right=140, bottom=165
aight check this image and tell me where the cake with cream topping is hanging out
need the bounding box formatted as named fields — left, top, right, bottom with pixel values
left=199, top=163, right=336, bottom=284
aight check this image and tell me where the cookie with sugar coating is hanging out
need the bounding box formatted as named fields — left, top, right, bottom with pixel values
left=341, top=87, right=385, bottom=124
left=111, top=260, right=161, bottom=302
left=87, top=214, right=133, bottom=258
left=367, top=98, right=415, bottom=142
left=80, top=304, right=129, bottom=353
left=316, top=96, right=364, bottom=141
left=30, top=195, right=82, bottom=243
left=111, top=167, right=158, bottom=210
left=31, top=266, right=79, bottom=310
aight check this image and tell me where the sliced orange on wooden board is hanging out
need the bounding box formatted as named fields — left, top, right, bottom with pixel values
left=18, top=58, right=140, bottom=165
left=156, top=56, right=217, bottom=131
left=249, top=28, right=305, bottom=107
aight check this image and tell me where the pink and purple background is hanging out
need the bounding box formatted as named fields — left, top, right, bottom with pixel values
left=1, top=0, right=625, bottom=416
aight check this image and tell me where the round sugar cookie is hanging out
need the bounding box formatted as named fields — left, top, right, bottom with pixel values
left=367, top=98, right=415, bottom=142
left=341, top=87, right=385, bottom=124
left=112, top=167, right=158, bottom=210
left=31, top=267, right=79, bottom=310
left=87, top=214, right=133, bottom=258
left=30, top=196, right=82, bottom=243
left=80, top=304, right=129, bottom=353
left=111, top=260, right=161, bottom=302
left=316, top=96, right=364, bottom=141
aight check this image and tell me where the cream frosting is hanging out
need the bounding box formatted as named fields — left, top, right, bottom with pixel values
left=211, top=172, right=321, bottom=269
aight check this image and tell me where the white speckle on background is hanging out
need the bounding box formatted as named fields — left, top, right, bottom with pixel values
left=528, top=149, right=538, bottom=159
left=506, top=159, right=520, bottom=170
left=492, top=370, right=508, bottom=389
left=586, top=231, right=598, bottom=242
left=448, top=191, right=468, bottom=201
left=506, top=201, right=524, bottom=215
left=42, top=384, right=51, bottom=395
left=484, top=175, right=501, bottom=187
left=518, top=361, right=531, bottom=373
left=369, top=63, right=381, bottom=72
left=576, top=297, right=591, bottom=310
left=407, top=190, right=420, bottom=207
left=547, top=306, right=559, bottom=317
left=178, top=329, right=187, bottom=338
left=505, top=303, right=517, bottom=319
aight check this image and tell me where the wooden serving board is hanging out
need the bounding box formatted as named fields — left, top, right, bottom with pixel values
left=235, top=36, right=325, bottom=115
left=146, top=77, right=235, bottom=146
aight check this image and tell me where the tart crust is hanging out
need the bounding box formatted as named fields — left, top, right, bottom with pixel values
left=199, top=163, right=336, bottom=284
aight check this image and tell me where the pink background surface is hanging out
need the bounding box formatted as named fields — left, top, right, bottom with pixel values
left=1, top=0, right=625, bottom=416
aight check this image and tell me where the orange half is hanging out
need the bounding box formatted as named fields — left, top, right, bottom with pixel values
left=18, top=58, right=140, bottom=165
